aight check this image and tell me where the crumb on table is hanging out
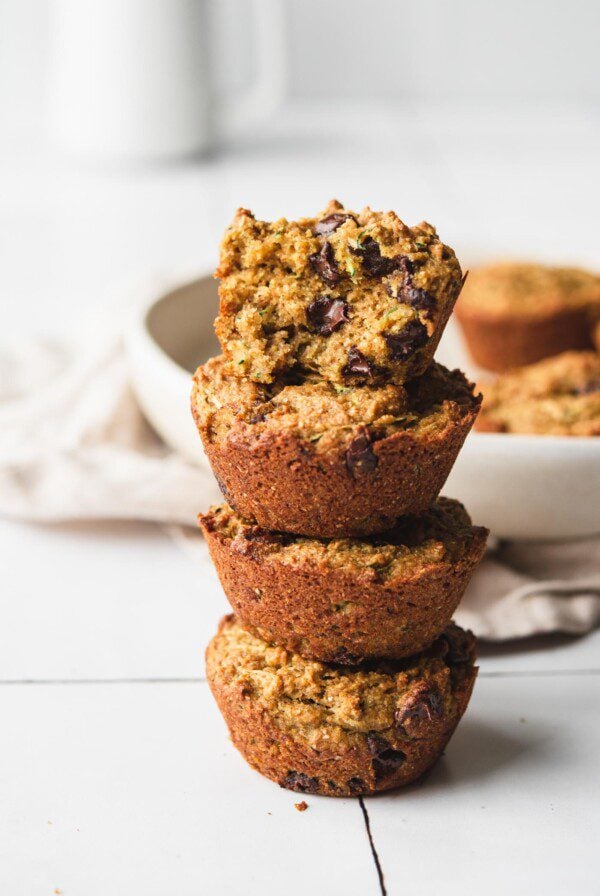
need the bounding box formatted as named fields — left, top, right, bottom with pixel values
left=294, top=800, right=308, bottom=812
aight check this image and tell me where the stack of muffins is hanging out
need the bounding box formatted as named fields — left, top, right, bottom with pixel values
left=192, top=201, right=489, bottom=797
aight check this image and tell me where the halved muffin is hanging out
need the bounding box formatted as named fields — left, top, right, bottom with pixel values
left=191, top=355, right=481, bottom=537
left=215, top=201, right=464, bottom=385
left=200, top=499, right=487, bottom=663
left=456, top=261, right=600, bottom=371
left=476, top=350, right=600, bottom=435
left=206, top=615, right=477, bottom=797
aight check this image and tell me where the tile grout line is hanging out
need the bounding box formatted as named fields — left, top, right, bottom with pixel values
left=478, top=669, right=600, bottom=678
left=0, top=676, right=207, bottom=686
left=359, top=796, right=387, bottom=896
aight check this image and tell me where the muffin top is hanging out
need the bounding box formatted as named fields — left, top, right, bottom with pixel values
left=207, top=615, right=475, bottom=750
left=192, top=354, right=480, bottom=453
left=458, top=261, right=600, bottom=318
left=200, top=498, right=487, bottom=582
left=215, top=200, right=463, bottom=385
left=476, top=351, right=600, bottom=435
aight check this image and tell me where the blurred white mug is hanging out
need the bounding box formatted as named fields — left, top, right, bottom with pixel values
left=48, top=0, right=286, bottom=161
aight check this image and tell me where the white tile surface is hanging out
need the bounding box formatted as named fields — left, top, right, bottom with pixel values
left=0, top=519, right=227, bottom=681
left=0, top=681, right=379, bottom=896
left=366, top=674, right=600, bottom=896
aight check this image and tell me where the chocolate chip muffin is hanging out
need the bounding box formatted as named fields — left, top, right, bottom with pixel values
left=200, top=499, right=488, bottom=663
left=456, top=261, right=600, bottom=371
left=206, top=615, right=477, bottom=797
left=215, top=200, right=464, bottom=386
left=476, top=351, right=600, bottom=435
left=191, top=355, right=480, bottom=537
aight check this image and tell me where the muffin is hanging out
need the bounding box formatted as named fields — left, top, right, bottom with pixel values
left=476, top=351, right=600, bottom=435
left=456, top=262, right=600, bottom=371
left=200, top=499, right=488, bottom=663
left=593, top=318, right=600, bottom=353
left=215, top=200, right=464, bottom=386
left=206, top=615, right=477, bottom=797
left=191, top=355, right=481, bottom=537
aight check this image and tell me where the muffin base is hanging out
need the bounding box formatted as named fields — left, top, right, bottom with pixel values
left=196, top=409, right=479, bottom=539
left=207, top=616, right=477, bottom=797
left=200, top=501, right=488, bottom=663
left=456, top=303, right=593, bottom=372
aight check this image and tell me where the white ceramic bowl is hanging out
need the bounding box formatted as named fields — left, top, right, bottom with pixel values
left=126, top=273, right=600, bottom=541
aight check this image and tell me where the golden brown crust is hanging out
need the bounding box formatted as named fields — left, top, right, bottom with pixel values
left=456, top=262, right=600, bottom=371
left=192, top=356, right=481, bottom=537
left=199, top=500, right=488, bottom=663
left=206, top=616, right=477, bottom=797
left=475, top=350, right=600, bottom=435
left=215, top=201, right=463, bottom=385
left=456, top=302, right=594, bottom=371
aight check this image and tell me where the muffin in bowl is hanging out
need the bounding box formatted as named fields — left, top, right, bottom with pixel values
left=476, top=350, right=600, bottom=435
left=456, top=261, right=600, bottom=371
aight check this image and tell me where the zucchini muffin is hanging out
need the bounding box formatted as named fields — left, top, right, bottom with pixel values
left=200, top=499, right=488, bottom=663
left=476, top=351, right=600, bottom=435
left=215, top=201, right=464, bottom=386
left=192, top=355, right=480, bottom=537
left=206, top=615, right=477, bottom=797
left=456, top=261, right=600, bottom=371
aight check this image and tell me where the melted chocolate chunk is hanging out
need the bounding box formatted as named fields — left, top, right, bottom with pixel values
left=395, top=686, right=445, bottom=735
left=384, top=320, right=428, bottom=360
left=306, top=296, right=349, bottom=336
left=282, top=771, right=321, bottom=794
left=345, top=425, right=378, bottom=475
left=314, top=213, right=357, bottom=236
left=342, top=346, right=376, bottom=380
left=351, top=237, right=404, bottom=278
left=366, top=734, right=406, bottom=781
left=347, top=776, right=365, bottom=794
left=309, top=241, right=341, bottom=286
left=400, top=284, right=437, bottom=318
left=439, top=626, right=473, bottom=665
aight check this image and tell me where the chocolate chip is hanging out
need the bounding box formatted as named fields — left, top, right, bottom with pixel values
left=395, top=687, right=445, bottom=735
left=308, top=241, right=341, bottom=286
left=573, top=380, right=600, bottom=395
left=282, top=771, right=320, bottom=794
left=342, top=346, right=376, bottom=380
left=400, top=284, right=437, bottom=318
left=314, top=213, right=357, bottom=236
left=306, top=296, right=349, bottom=336
left=248, top=413, right=266, bottom=424
left=439, top=626, right=474, bottom=665
left=384, top=320, right=428, bottom=360
left=366, top=734, right=406, bottom=781
left=347, top=777, right=365, bottom=794
left=345, top=425, right=378, bottom=475
left=351, top=237, right=404, bottom=278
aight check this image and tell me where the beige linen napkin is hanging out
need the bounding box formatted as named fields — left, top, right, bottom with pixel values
left=0, top=322, right=220, bottom=526
left=1, top=313, right=598, bottom=641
